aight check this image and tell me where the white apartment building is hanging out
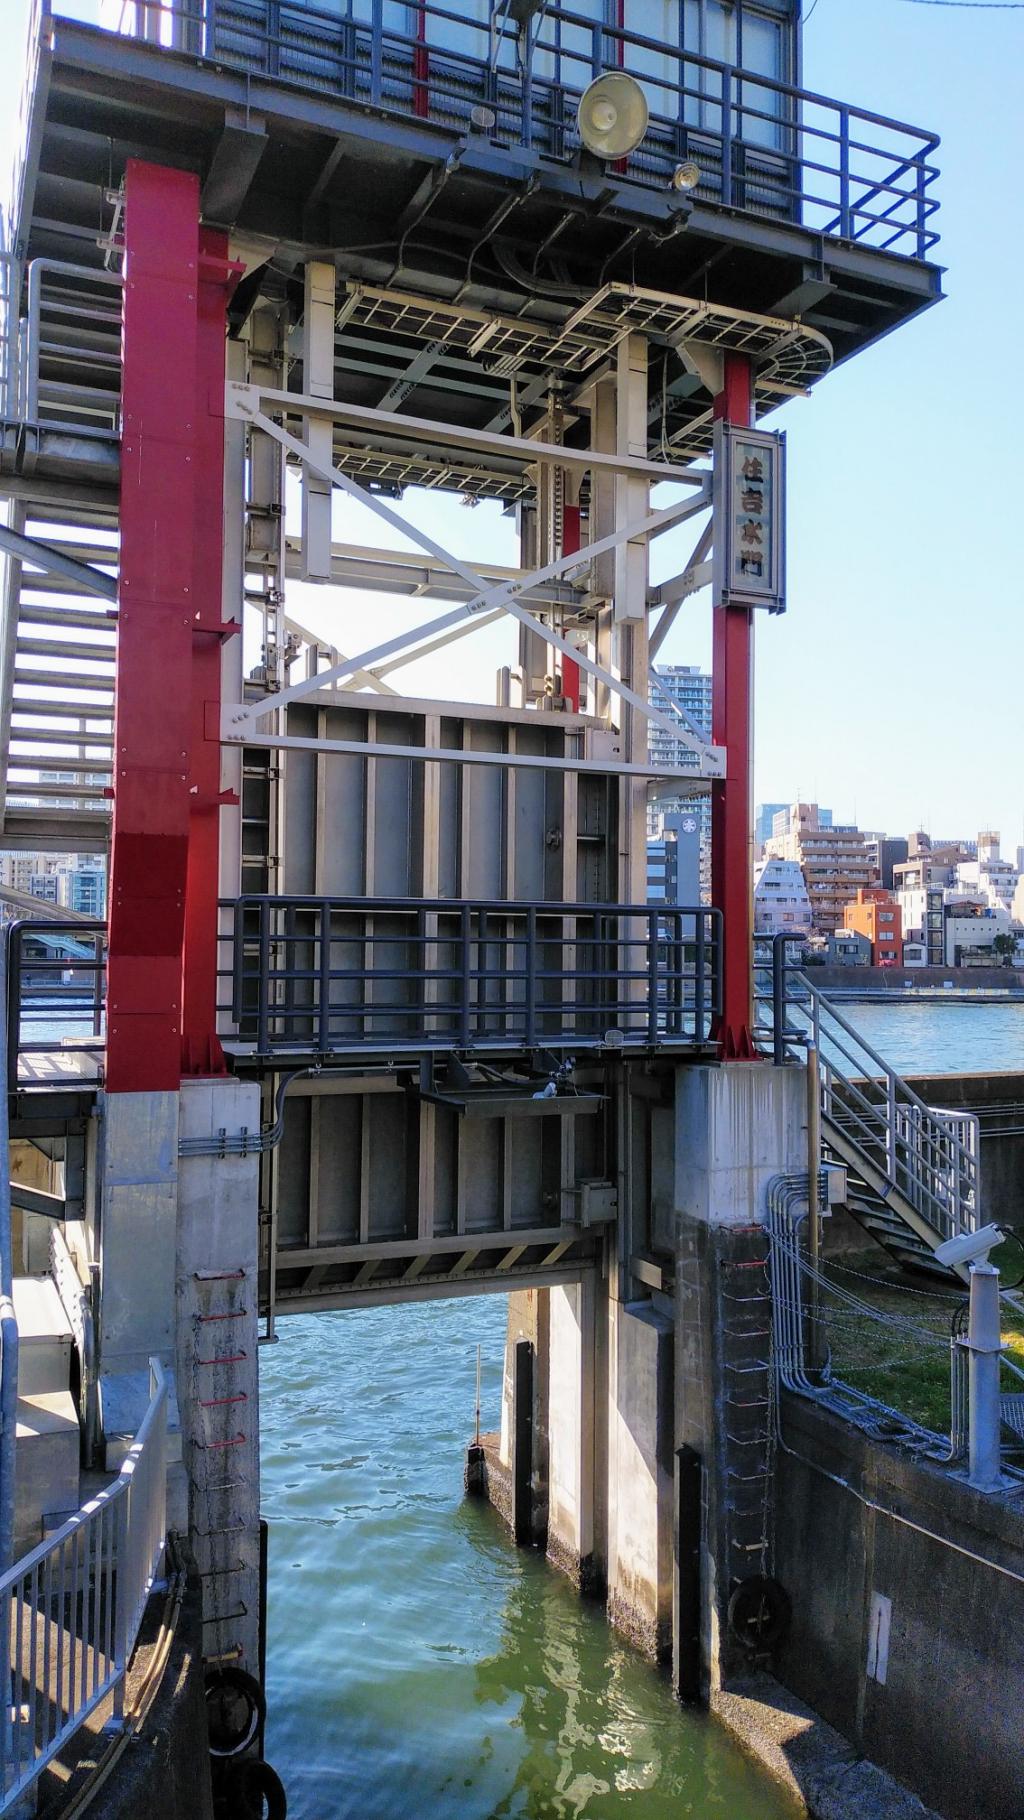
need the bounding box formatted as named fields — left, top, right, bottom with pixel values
left=955, top=831, right=1018, bottom=915
left=753, top=857, right=813, bottom=935
left=647, top=664, right=713, bottom=896
left=763, top=803, right=873, bottom=934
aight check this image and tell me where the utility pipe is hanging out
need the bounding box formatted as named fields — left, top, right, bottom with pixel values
left=805, top=1038, right=822, bottom=1376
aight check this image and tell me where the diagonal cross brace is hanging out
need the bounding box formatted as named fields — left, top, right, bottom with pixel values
left=225, top=405, right=720, bottom=767
left=0, top=523, right=118, bottom=601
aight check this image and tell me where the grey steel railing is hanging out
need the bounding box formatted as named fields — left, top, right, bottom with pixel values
left=5, top=920, right=106, bottom=1093
left=60, top=1, right=940, bottom=260
left=0, top=1359, right=168, bottom=1811
left=756, top=936, right=979, bottom=1249
left=223, top=894, right=722, bottom=1055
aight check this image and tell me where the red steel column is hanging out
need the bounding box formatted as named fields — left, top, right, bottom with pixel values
left=710, top=352, right=756, bottom=1059
left=561, top=503, right=582, bottom=712
left=180, top=227, right=235, bottom=1077
left=107, top=162, right=200, bottom=1093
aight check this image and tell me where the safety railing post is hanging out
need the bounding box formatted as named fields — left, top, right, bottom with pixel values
left=647, top=911, right=659, bottom=1044
left=318, top=899, right=331, bottom=1055
left=525, top=906, right=537, bottom=1049
left=459, top=904, right=471, bottom=1048
left=771, top=934, right=788, bottom=1065
left=838, top=105, right=851, bottom=237
left=257, top=898, right=271, bottom=1055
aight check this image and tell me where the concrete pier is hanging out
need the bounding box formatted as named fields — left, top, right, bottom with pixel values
left=487, top=1062, right=805, bottom=1683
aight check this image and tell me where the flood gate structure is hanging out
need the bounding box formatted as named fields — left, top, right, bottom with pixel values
left=0, top=0, right=954, bottom=1806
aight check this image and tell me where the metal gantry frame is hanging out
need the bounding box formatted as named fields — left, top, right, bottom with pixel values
left=223, top=377, right=723, bottom=777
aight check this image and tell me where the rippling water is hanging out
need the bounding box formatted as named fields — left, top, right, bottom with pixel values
left=260, top=1301, right=797, bottom=1820
left=835, top=998, right=1024, bottom=1076
left=258, top=1000, right=1021, bottom=1813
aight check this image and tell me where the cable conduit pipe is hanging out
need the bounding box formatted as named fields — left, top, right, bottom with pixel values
left=0, top=934, right=19, bottom=1579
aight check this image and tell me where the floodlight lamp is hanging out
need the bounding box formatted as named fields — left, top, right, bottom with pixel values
left=577, top=72, right=649, bottom=161
left=671, top=159, right=702, bottom=193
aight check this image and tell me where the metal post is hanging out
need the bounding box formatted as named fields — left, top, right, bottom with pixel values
left=107, top=161, right=200, bottom=1092
left=805, top=1038, right=823, bottom=1375
left=673, top=1444, right=702, bottom=1703
left=771, top=933, right=788, bottom=1066
left=967, top=1261, right=1004, bottom=1493
left=513, top=1339, right=534, bottom=1546
left=710, top=352, right=756, bottom=1057
left=181, top=222, right=235, bottom=1077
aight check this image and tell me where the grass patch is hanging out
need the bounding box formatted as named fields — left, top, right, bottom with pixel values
left=819, top=1255, right=1024, bottom=1436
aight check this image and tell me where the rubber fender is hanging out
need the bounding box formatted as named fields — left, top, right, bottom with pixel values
left=205, top=1664, right=267, bottom=1758
left=726, top=1575, right=792, bottom=1651
left=233, top=1758, right=288, bottom=1820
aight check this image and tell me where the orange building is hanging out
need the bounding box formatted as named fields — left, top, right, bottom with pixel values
left=843, top=887, right=903, bottom=967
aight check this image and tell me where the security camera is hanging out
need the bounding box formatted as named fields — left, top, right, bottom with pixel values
left=934, top=1223, right=1004, bottom=1269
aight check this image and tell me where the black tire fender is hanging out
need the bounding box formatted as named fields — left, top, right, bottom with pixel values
left=726, top=1575, right=792, bottom=1651
left=234, top=1758, right=288, bottom=1820
left=205, top=1664, right=267, bottom=1759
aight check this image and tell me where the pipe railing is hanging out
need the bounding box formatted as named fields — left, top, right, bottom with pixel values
left=0, top=1359, right=168, bottom=1810
left=222, top=894, right=722, bottom=1056
left=49, top=1, right=939, bottom=261
left=756, top=935, right=979, bottom=1249
left=5, top=920, right=106, bottom=1094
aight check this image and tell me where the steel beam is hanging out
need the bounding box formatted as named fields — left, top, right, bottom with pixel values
left=226, top=409, right=719, bottom=765
left=711, top=353, right=757, bottom=1059
left=106, top=160, right=199, bottom=1093
left=0, top=523, right=117, bottom=601
left=180, top=225, right=234, bottom=1078
left=234, top=729, right=710, bottom=784
left=225, top=382, right=709, bottom=487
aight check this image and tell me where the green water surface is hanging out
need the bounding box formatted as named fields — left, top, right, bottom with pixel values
left=260, top=1299, right=797, bottom=1819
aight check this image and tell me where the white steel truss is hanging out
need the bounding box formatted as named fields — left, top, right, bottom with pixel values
left=224, top=392, right=724, bottom=774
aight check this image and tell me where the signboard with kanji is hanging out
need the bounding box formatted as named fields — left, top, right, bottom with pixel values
left=712, top=423, right=786, bottom=611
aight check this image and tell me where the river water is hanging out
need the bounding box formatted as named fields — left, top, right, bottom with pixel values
left=259, top=999, right=1023, bottom=1818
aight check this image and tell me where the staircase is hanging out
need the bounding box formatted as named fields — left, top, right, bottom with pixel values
left=0, top=257, right=121, bottom=851
left=763, top=964, right=980, bottom=1280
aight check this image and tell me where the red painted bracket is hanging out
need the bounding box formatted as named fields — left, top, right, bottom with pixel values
left=190, top=618, right=242, bottom=639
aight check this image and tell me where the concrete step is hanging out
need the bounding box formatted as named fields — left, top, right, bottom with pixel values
left=15, top=1390, right=81, bottom=1558
left=13, top=1275, right=74, bottom=1395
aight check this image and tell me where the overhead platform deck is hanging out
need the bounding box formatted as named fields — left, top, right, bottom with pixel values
left=6, top=9, right=942, bottom=500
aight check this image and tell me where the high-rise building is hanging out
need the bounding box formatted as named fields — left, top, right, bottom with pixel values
left=843, top=887, right=903, bottom=968
left=753, top=858, right=813, bottom=936
left=864, top=836, right=909, bottom=890
left=57, top=859, right=108, bottom=918
left=647, top=811, right=702, bottom=906
left=955, top=831, right=1018, bottom=914
left=764, top=804, right=873, bottom=935
left=648, top=664, right=713, bottom=896
left=754, top=803, right=787, bottom=857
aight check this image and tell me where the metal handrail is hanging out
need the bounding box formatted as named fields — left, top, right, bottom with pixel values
left=756, top=937, right=979, bottom=1248
left=0, top=1358, right=168, bottom=1809
left=223, top=893, right=722, bottom=1055
left=50, top=1, right=940, bottom=261
left=5, top=919, right=106, bottom=1094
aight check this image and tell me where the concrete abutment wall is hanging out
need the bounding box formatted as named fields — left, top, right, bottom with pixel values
left=485, top=1062, right=805, bottom=1681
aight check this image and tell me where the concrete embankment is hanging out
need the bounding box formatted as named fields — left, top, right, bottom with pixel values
left=773, top=1394, right=1024, bottom=1820
left=805, top=965, right=1024, bottom=1000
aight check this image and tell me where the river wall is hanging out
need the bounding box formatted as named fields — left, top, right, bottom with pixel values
left=807, top=965, right=1024, bottom=996
left=773, top=1394, right=1024, bottom=1820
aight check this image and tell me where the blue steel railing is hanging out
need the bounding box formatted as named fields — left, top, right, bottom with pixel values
left=52, top=1, right=939, bottom=261
left=222, top=895, right=723, bottom=1055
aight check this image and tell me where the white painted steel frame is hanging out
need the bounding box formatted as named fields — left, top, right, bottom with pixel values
left=225, top=397, right=722, bottom=771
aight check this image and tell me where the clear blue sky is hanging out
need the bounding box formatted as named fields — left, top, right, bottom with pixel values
left=4, top=1, right=1021, bottom=850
